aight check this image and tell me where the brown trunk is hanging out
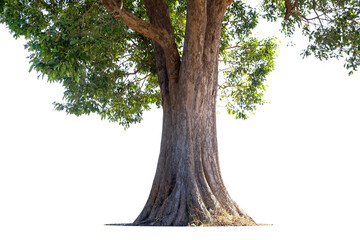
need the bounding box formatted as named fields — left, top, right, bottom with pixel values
left=101, top=0, right=256, bottom=226
left=133, top=0, right=255, bottom=226
left=134, top=73, right=255, bottom=226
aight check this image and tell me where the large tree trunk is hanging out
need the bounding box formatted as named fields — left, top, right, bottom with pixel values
left=101, top=0, right=256, bottom=226
left=133, top=0, right=255, bottom=226
left=134, top=73, right=256, bottom=226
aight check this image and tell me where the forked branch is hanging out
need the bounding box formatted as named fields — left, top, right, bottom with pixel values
left=284, top=0, right=297, bottom=20
left=100, top=0, right=180, bottom=82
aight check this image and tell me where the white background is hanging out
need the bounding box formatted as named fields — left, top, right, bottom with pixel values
left=1, top=16, right=360, bottom=240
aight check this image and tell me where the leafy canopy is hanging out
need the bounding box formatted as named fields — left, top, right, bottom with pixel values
left=262, top=0, right=360, bottom=74
left=1, top=0, right=359, bottom=128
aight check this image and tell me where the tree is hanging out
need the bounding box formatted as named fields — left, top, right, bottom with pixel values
left=0, top=0, right=359, bottom=226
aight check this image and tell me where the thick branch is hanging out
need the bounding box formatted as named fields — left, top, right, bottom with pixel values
left=225, top=0, right=234, bottom=7
left=284, top=0, right=295, bottom=20
left=142, top=0, right=180, bottom=85
left=100, top=0, right=180, bottom=83
left=180, top=0, right=207, bottom=74
left=119, top=9, right=171, bottom=47
left=100, top=0, right=169, bottom=47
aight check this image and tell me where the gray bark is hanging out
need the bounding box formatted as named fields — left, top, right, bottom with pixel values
left=102, top=0, right=256, bottom=226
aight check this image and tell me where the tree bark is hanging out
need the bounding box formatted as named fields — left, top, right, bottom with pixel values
left=101, top=0, right=256, bottom=226
left=133, top=0, right=255, bottom=226
left=134, top=73, right=256, bottom=225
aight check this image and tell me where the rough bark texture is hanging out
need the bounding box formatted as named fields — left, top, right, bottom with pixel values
left=101, top=0, right=256, bottom=226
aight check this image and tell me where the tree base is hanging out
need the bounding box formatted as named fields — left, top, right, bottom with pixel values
left=105, top=214, right=260, bottom=226
left=105, top=222, right=267, bottom=227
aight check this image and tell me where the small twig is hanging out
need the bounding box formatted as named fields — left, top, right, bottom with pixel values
left=82, top=1, right=97, bottom=27
left=312, top=0, right=325, bottom=31
left=138, top=35, right=154, bottom=65
left=106, top=44, right=136, bottom=55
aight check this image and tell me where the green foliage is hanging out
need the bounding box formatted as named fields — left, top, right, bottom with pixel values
left=261, top=0, right=360, bottom=74
left=166, top=0, right=186, bottom=56
left=1, top=0, right=160, bottom=128
left=219, top=1, right=277, bottom=119
left=219, top=37, right=277, bottom=119
left=1, top=0, right=358, bottom=127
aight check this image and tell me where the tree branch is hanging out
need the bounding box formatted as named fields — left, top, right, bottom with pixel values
left=142, top=0, right=180, bottom=83
left=284, top=0, right=295, bottom=20
left=100, top=0, right=180, bottom=83
left=100, top=0, right=170, bottom=48
left=225, top=0, right=234, bottom=7
left=119, top=9, right=171, bottom=47
left=312, top=0, right=325, bottom=31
